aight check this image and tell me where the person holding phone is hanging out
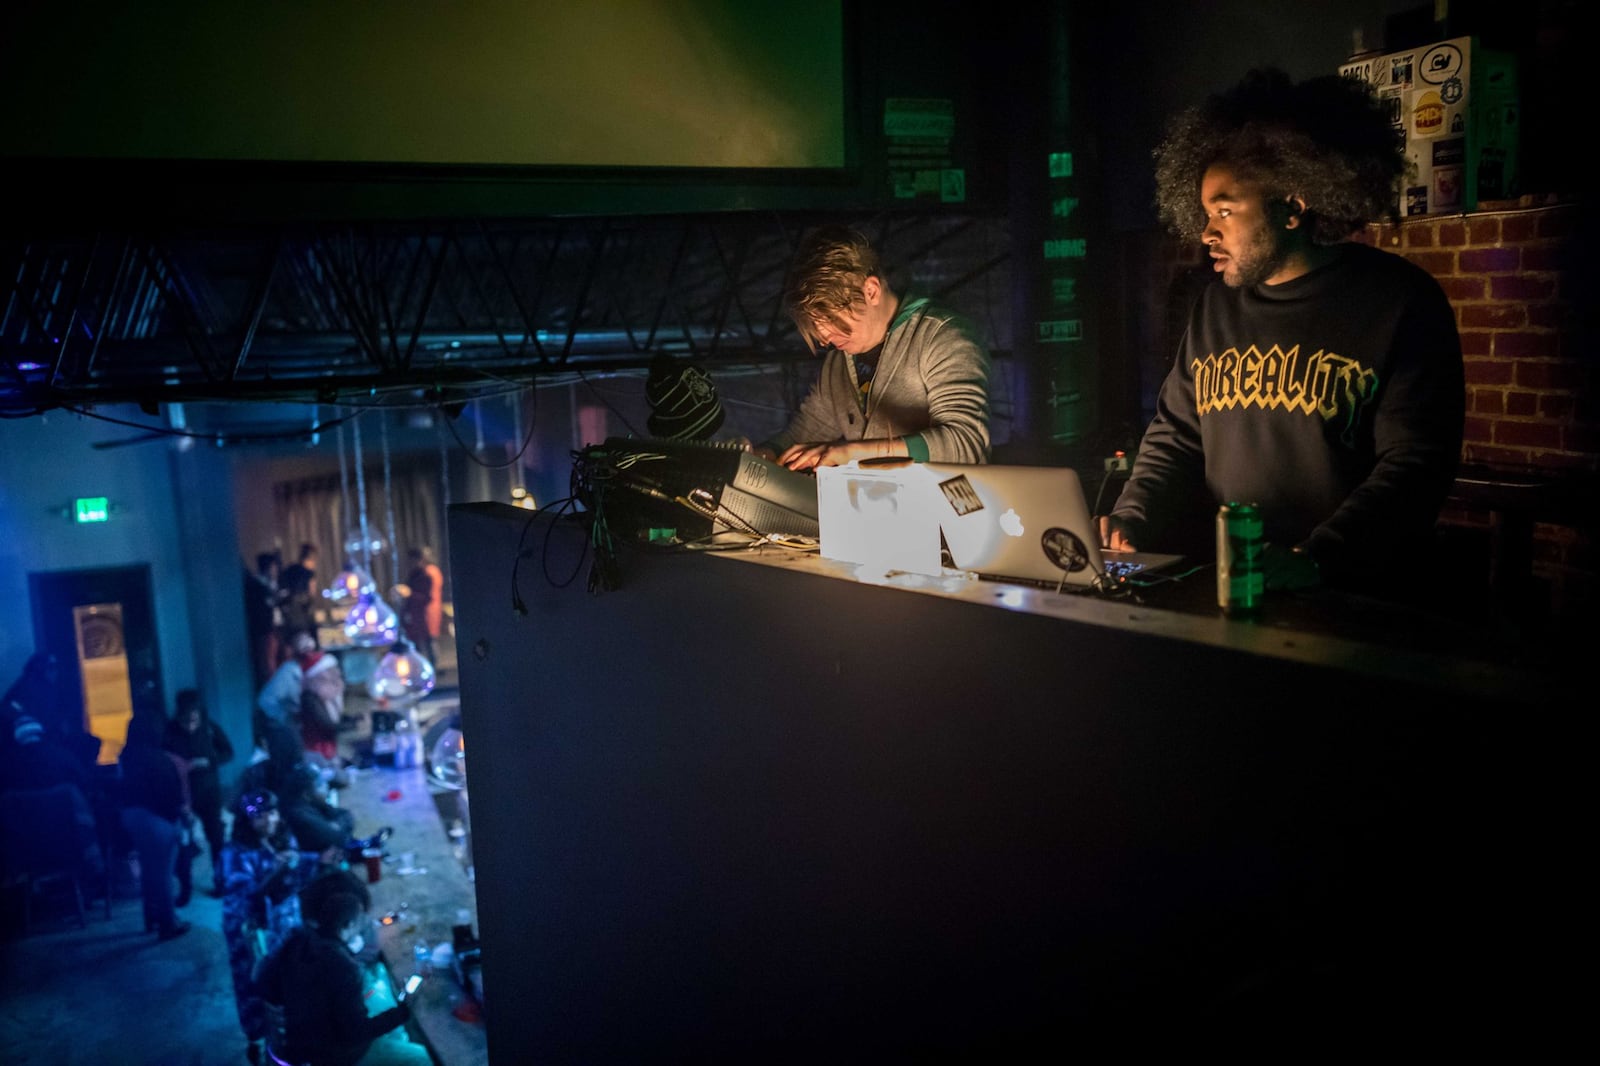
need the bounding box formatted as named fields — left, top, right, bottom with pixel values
left=222, top=788, right=334, bottom=1064
left=256, top=884, right=429, bottom=1066
left=162, top=687, right=235, bottom=900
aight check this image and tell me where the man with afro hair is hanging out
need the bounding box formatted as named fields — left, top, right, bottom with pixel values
left=1099, top=67, right=1464, bottom=598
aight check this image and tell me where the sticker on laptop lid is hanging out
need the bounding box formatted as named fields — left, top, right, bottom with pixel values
left=1041, top=527, right=1091, bottom=573
left=936, top=474, right=984, bottom=516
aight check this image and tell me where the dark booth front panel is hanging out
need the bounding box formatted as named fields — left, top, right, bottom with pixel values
left=449, top=503, right=1569, bottom=1060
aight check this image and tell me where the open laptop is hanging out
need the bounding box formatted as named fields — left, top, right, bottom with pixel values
left=921, top=462, right=1186, bottom=590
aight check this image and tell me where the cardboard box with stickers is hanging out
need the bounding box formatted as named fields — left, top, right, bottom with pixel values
left=1340, top=35, right=1519, bottom=216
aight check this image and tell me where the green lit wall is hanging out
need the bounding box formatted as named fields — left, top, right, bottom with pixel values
left=2, top=0, right=844, bottom=169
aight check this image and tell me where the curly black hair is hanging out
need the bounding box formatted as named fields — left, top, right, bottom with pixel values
left=1153, top=67, right=1407, bottom=245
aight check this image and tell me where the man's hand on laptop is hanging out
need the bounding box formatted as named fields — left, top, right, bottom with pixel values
left=1097, top=515, right=1137, bottom=552
left=779, top=437, right=907, bottom=472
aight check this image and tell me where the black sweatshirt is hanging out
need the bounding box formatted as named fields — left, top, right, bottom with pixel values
left=1111, top=241, right=1464, bottom=588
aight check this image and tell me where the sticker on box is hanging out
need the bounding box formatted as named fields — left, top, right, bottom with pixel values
left=1419, top=42, right=1465, bottom=85
left=1432, top=167, right=1463, bottom=211
left=1389, top=53, right=1415, bottom=87
left=1412, top=90, right=1445, bottom=138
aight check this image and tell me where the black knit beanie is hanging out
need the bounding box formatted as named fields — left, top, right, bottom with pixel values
left=645, top=356, right=724, bottom=441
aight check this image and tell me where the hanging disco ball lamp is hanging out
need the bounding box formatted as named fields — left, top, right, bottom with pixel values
left=369, top=638, right=436, bottom=705
left=323, top=563, right=377, bottom=604
left=427, top=721, right=466, bottom=790
left=343, top=592, right=400, bottom=647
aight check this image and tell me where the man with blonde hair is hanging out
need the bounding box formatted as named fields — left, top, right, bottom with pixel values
left=756, top=225, right=991, bottom=470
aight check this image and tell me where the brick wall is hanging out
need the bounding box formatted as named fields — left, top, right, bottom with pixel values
left=1366, top=202, right=1591, bottom=470
left=1366, top=201, right=1595, bottom=619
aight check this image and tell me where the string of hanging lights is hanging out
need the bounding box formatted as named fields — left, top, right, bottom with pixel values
left=339, top=413, right=399, bottom=647
left=324, top=421, right=375, bottom=606
left=369, top=409, right=436, bottom=702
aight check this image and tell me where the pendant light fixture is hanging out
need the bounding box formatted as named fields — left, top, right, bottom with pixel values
left=381, top=410, right=400, bottom=598
left=438, top=417, right=452, bottom=587
left=343, top=591, right=400, bottom=647
left=325, top=420, right=377, bottom=606
left=326, top=563, right=376, bottom=605
left=341, top=413, right=400, bottom=646
left=369, top=637, right=436, bottom=705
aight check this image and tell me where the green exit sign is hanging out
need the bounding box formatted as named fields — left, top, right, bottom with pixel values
left=74, top=497, right=110, bottom=523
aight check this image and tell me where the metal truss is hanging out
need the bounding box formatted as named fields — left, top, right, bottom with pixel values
left=1, top=210, right=1012, bottom=417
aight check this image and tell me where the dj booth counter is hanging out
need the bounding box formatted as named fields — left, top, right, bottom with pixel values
left=448, top=502, right=1576, bottom=1060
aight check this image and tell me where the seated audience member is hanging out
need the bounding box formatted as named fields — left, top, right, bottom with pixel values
left=256, top=882, right=425, bottom=1066
left=238, top=708, right=311, bottom=802
left=163, top=688, right=235, bottom=897
left=280, top=761, right=357, bottom=855
left=221, top=787, right=337, bottom=1065
left=0, top=713, right=105, bottom=892
left=299, top=865, right=384, bottom=969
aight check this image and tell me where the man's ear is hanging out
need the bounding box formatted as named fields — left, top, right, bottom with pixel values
left=1282, top=195, right=1309, bottom=230
left=861, top=275, right=882, bottom=305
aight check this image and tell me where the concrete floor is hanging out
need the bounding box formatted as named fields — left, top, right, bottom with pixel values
left=0, top=689, right=476, bottom=1066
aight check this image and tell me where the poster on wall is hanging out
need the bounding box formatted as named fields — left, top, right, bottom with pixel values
left=884, top=97, right=963, bottom=202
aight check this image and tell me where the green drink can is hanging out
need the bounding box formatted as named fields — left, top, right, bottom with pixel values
left=1216, top=502, right=1264, bottom=612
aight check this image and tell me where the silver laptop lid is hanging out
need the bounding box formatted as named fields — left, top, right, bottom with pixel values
left=922, top=463, right=1106, bottom=588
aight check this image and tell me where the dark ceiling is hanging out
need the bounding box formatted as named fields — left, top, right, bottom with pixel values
left=2, top=203, right=1014, bottom=422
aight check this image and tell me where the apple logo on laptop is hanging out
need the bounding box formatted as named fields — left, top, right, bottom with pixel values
left=999, top=508, right=1025, bottom=537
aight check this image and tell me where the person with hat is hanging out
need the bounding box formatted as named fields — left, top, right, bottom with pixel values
left=1, top=651, right=101, bottom=772
left=755, top=224, right=992, bottom=471
left=0, top=711, right=106, bottom=899
left=220, top=787, right=337, bottom=1065
left=296, top=645, right=346, bottom=764
left=1, top=712, right=92, bottom=795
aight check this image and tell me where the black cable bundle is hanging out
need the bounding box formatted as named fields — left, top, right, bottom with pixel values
left=570, top=444, right=633, bottom=594
left=508, top=468, right=592, bottom=614
left=586, top=483, right=621, bottom=594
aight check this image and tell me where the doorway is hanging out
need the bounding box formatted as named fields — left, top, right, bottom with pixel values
left=28, top=565, right=164, bottom=765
